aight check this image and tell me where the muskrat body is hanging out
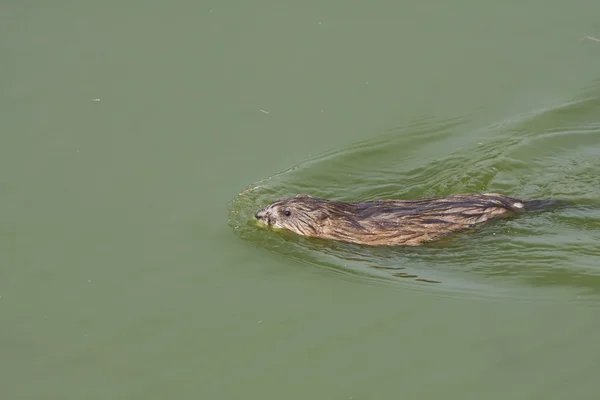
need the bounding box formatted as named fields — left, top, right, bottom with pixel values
left=255, top=193, right=554, bottom=246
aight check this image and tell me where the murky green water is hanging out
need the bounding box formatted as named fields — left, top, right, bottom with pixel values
left=3, top=1, right=600, bottom=399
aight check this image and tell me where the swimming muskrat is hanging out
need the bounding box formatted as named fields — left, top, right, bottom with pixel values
left=254, top=193, right=557, bottom=246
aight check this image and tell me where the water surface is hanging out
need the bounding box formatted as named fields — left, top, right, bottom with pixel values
left=2, top=1, right=600, bottom=399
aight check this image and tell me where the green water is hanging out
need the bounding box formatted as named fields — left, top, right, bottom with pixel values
left=2, top=1, right=600, bottom=399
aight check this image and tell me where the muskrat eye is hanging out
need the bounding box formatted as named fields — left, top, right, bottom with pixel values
left=283, top=210, right=292, bottom=217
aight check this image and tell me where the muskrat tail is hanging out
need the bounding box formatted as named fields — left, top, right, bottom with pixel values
left=522, top=199, right=568, bottom=212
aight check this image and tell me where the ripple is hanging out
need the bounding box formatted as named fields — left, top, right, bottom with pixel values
left=229, top=92, right=600, bottom=303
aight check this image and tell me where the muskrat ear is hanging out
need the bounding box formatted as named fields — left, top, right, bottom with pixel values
left=296, top=194, right=312, bottom=198
left=316, top=209, right=329, bottom=221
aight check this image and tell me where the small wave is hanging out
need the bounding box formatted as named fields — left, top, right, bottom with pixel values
left=229, top=93, right=600, bottom=303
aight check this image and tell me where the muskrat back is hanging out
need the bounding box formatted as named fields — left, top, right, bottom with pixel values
left=254, top=193, right=557, bottom=246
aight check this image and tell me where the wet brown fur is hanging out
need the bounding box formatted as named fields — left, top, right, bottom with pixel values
left=255, top=193, right=541, bottom=246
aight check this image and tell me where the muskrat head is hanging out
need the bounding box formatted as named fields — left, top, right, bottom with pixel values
left=254, top=194, right=329, bottom=236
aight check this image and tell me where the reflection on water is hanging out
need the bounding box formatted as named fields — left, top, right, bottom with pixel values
left=229, top=87, right=600, bottom=300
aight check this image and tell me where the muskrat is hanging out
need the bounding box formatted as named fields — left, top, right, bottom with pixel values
left=254, top=193, right=556, bottom=246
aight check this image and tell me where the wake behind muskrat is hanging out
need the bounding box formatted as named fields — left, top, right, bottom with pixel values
left=254, top=193, right=559, bottom=246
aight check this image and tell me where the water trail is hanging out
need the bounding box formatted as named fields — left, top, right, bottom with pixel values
left=229, top=90, right=600, bottom=302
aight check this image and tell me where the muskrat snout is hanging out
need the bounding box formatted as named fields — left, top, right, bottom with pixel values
left=255, top=209, right=270, bottom=224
